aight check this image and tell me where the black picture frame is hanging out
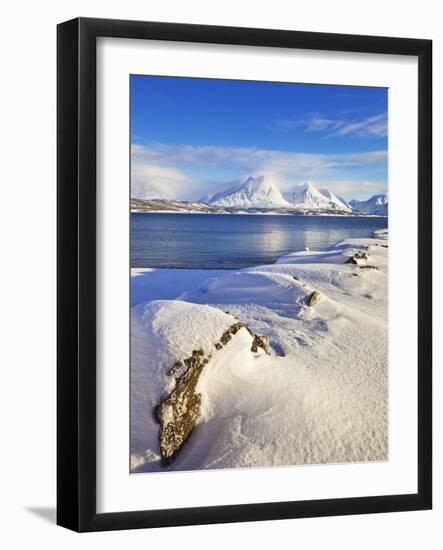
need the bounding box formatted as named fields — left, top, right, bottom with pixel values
left=57, top=17, right=432, bottom=532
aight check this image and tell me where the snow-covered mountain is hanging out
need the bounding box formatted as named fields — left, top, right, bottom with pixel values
left=349, top=194, right=388, bottom=216
left=131, top=172, right=386, bottom=215
left=131, top=181, right=173, bottom=201
left=209, top=176, right=354, bottom=211
left=320, top=189, right=352, bottom=211
left=209, top=176, right=291, bottom=208
left=283, top=182, right=352, bottom=212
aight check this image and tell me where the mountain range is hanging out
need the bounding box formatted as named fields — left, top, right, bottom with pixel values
left=349, top=194, right=388, bottom=216
left=208, top=176, right=355, bottom=212
left=131, top=174, right=387, bottom=215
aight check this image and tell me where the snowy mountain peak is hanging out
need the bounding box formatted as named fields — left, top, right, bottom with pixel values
left=244, top=175, right=265, bottom=187
left=284, top=182, right=352, bottom=212
left=209, top=175, right=291, bottom=208
left=209, top=177, right=354, bottom=211
left=304, top=182, right=316, bottom=192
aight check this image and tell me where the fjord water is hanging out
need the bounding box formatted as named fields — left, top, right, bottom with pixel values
left=131, top=213, right=388, bottom=269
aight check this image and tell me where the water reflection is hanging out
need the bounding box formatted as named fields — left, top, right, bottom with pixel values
left=131, top=213, right=387, bottom=269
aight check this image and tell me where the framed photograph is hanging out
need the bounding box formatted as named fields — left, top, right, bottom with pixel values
left=57, top=17, right=432, bottom=532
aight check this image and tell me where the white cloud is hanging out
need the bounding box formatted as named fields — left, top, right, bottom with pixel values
left=131, top=143, right=387, bottom=201
left=317, top=180, right=387, bottom=200
left=132, top=146, right=216, bottom=200
left=132, top=143, right=386, bottom=176
left=131, top=163, right=189, bottom=200
left=332, top=113, right=387, bottom=138
left=304, top=116, right=344, bottom=133
left=272, top=112, right=388, bottom=139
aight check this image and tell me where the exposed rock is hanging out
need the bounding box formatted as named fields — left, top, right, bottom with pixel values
left=155, top=351, right=206, bottom=464
left=307, top=290, right=321, bottom=307
left=359, top=265, right=379, bottom=270
left=345, top=251, right=369, bottom=265
left=216, top=322, right=243, bottom=349
left=251, top=334, right=270, bottom=354
left=167, top=360, right=183, bottom=377
left=155, top=321, right=269, bottom=464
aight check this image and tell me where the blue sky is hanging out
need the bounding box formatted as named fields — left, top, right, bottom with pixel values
left=131, top=75, right=387, bottom=201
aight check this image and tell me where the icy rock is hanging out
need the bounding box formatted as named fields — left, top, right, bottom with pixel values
left=215, top=322, right=243, bottom=349
left=307, top=290, right=321, bottom=307
left=250, top=334, right=270, bottom=354
left=155, top=321, right=269, bottom=463
left=345, top=251, right=368, bottom=265
left=155, top=348, right=207, bottom=464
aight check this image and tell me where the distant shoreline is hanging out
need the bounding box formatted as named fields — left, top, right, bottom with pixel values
left=131, top=209, right=387, bottom=218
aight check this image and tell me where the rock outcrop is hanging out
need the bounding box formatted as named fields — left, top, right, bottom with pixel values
left=155, top=321, right=269, bottom=464
left=155, top=348, right=208, bottom=464
left=307, top=290, right=321, bottom=307
left=250, top=334, right=270, bottom=354
left=345, top=251, right=369, bottom=265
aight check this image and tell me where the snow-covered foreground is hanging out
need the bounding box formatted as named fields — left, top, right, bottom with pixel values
left=131, top=230, right=388, bottom=472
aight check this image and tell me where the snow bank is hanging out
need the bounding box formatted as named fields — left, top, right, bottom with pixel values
left=374, top=227, right=388, bottom=240
left=131, top=301, right=242, bottom=466
left=181, top=270, right=313, bottom=307
left=131, top=268, right=228, bottom=307
left=131, top=234, right=388, bottom=472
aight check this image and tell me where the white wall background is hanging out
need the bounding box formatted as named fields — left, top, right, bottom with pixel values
left=0, top=0, right=440, bottom=547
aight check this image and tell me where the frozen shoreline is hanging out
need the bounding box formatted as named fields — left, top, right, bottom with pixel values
left=131, top=229, right=388, bottom=472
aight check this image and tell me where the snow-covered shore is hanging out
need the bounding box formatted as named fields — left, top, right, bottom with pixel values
left=131, top=229, right=388, bottom=472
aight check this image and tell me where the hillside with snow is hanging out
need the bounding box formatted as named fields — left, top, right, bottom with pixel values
left=350, top=194, right=388, bottom=216
left=131, top=230, right=388, bottom=472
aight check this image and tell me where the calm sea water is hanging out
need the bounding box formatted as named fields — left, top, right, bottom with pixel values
left=131, top=213, right=388, bottom=269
